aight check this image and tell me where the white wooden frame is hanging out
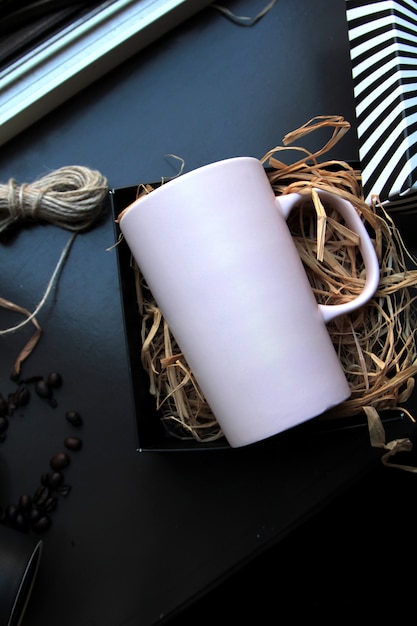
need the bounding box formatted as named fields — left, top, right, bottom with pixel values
left=0, top=0, right=212, bottom=146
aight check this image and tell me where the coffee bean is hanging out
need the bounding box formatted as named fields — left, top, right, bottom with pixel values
left=64, top=436, right=82, bottom=451
left=35, top=379, right=52, bottom=399
left=65, top=410, right=82, bottom=426
left=15, top=513, right=28, bottom=531
left=18, top=494, right=32, bottom=512
left=44, top=497, right=57, bottom=513
left=57, top=484, right=72, bottom=497
left=16, top=385, right=30, bottom=407
left=0, top=373, right=85, bottom=535
left=7, top=385, right=29, bottom=411
left=50, top=452, right=70, bottom=470
left=22, top=375, right=42, bottom=384
left=47, top=372, right=62, bottom=388
left=32, top=515, right=51, bottom=533
left=40, top=473, right=50, bottom=487
left=29, top=508, right=42, bottom=524
left=7, top=393, right=17, bottom=413
left=5, top=504, right=18, bottom=523
left=33, top=485, right=49, bottom=506
left=47, top=471, right=64, bottom=489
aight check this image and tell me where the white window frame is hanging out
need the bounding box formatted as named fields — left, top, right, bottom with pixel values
left=0, top=0, right=212, bottom=146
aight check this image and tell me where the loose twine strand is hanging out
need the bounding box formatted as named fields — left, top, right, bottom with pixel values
left=0, top=165, right=108, bottom=376
left=130, top=116, right=417, bottom=471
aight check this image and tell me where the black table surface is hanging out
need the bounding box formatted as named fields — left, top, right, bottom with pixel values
left=1, top=1, right=416, bottom=624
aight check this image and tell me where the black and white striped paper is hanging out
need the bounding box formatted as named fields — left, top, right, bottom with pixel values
left=346, top=0, right=417, bottom=213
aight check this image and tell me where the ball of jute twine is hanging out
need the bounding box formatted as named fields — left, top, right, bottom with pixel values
left=0, top=165, right=109, bottom=377
left=0, top=165, right=108, bottom=233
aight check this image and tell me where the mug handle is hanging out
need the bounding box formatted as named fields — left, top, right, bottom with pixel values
left=276, top=187, right=380, bottom=324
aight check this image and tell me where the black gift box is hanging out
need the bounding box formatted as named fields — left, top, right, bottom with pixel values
left=109, top=181, right=407, bottom=452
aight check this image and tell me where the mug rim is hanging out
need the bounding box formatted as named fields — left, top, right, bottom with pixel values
left=117, top=155, right=260, bottom=223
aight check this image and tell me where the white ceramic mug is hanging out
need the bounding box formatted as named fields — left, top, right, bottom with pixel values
left=118, top=157, right=380, bottom=448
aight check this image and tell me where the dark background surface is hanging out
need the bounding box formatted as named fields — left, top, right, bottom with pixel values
left=1, top=1, right=416, bottom=624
